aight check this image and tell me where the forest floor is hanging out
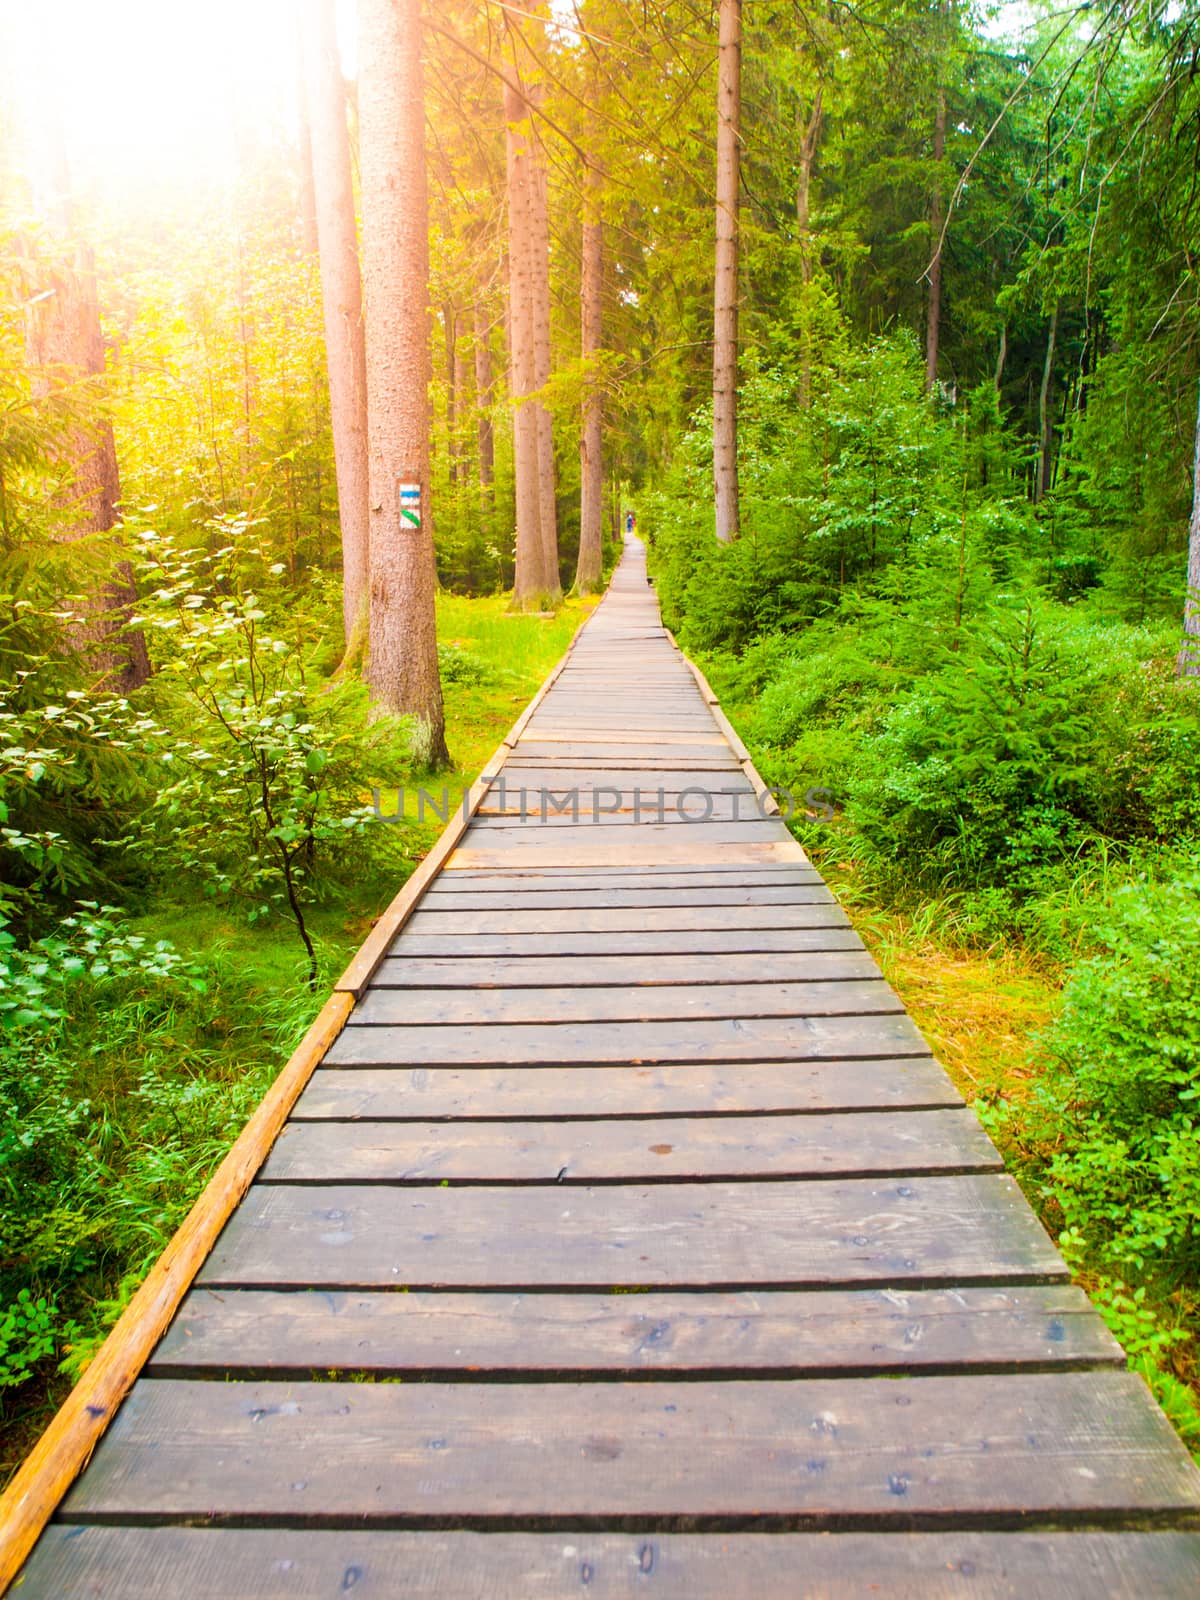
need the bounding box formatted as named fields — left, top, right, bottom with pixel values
left=0, top=590, right=592, bottom=1489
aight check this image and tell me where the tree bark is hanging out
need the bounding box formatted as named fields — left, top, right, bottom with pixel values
left=713, top=0, right=741, bottom=544
left=527, top=88, right=560, bottom=598
left=994, top=322, right=1007, bottom=393
left=473, top=294, right=495, bottom=500
left=796, top=87, right=822, bottom=283
left=443, top=301, right=459, bottom=488
left=1179, top=376, right=1200, bottom=677
left=925, top=86, right=946, bottom=394
left=301, top=0, right=370, bottom=648
left=505, top=70, right=551, bottom=604
left=796, top=86, right=823, bottom=410
left=576, top=161, right=604, bottom=594
left=1036, top=301, right=1059, bottom=504
left=357, top=0, right=447, bottom=762
left=21, top=239, right=150, bottom=692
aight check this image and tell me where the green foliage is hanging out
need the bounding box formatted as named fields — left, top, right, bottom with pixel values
left=1024, top=868, right=1200, bottom=1280
left=0, top=904, right=283, bottom=1393
left=127, top=525, right=409, bottom=980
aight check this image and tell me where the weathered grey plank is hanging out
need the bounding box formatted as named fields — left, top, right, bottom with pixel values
left=260, top=1109, right=997, bottom=1184
left=20, top=1527, right=1200, bottom=1600
left=369, top=952, right=881, bottom=989
left=295, top=1058, right=961, bottom=1120
left=348, top=979, right=901, bottom=1028
left=475, top=802, right=784, bottom=826
left=427, top=867, right=821, bottom=891
left=465, top=819, right=792, bottom=845
left=392, top=929, right=865, bottom=958
left=449, top=840, right=809, bottom=868
left=197, top=1175, right=1066, bottom=1289
left=403, top=904, right=850, bottom=935
left=420, top=886, right=834, bottom=907
left=62, top=1373, right=1199, bottom=1522
left=151, top=1284, right=1122, bottom=1376
left=323, top=1012, right=928, bottom=1067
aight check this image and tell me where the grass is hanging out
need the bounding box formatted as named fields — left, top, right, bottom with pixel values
left=0, top=587, right=595, bottom=1489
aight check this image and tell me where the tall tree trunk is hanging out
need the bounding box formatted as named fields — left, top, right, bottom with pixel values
left=796, top=87, right=822, bottom=283
left=302, top=0, right=370, bottom=649
left=527, top=89, right=560, bottom=598
left=1036, top=301, right=1059, bottom=504
left=1179, top=377, right=1200, bottom=677
left=505, top=70, right=550, bottom=604
left=713, top=0, right=741, bottom=544
left=473, top=294, right=495, bottom=500
left=994, top=322, right=1007, bottom=393
left=443, top=301, right=459, bottom=488
left=576, top=161, right=604, bottom=594
left=357, top=0, right=447, bottom=763
left=20, top=232, right=149, bottom=690
left=925, top=86, right=946, bottom=394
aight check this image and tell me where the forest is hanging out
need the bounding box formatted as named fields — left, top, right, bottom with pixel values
left=0, top=0, right=1199, bottom=1485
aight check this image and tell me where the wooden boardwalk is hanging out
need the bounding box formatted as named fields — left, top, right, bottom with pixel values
left=12, top=539, right=1200, bottom=1595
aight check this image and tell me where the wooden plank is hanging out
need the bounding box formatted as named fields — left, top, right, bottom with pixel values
left=151, top=1283, right=1122, bottom=1376
left=324, top=1012, right=929, bottom=1067
left=392, top=929, right=865, bottom=958
left=465, top=819, right=793, bottom=845
left=476, top=801, right=781, bottom=825
left=295, top=1058, right=962, bottom=1120
left=61, top=1373, right=1199, bottom=1522
left=197, top=1175, right=1066, bottom=1289
left=393, top=930, right=865, bottom=957
left=369, top=952, right=881, bottom=988
left=418, top=886, right=835, bottom=908
left=20, top=1527, right=1200, bottom=1600
left=503, top=756, right=744, bottom=772
left=349, top=980, right=900, bottom=1028
left=260, top=1109, right=998, bottom=1184
left=427, top=867, right=821, bottom=890
left=485, top=769, right=755, bottom=791
left=402, top=904, right=850, bottom=934
left=449, top=840, right=809, bottom=868
left=0, top=990, right=355, bottom=1593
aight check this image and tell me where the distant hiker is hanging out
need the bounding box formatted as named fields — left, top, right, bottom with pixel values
left=625, top=509, right=636, bottom=538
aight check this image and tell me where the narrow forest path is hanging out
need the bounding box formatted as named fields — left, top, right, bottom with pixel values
left=13, top=539, right=1200, bottom=1596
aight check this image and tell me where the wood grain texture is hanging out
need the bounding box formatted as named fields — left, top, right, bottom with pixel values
left=196, top=1175, right=1067, bottom=1289
left=420, top=886, right=834, bottom=907
left=368, top=951, right=882, bottom=989
left=62, top=1373, right=1200, bottom=1523
left=323, top=1012, right=929, bottom=1067
left=19, top=1527, right=1200, bottom=1600
left=294, top=1058, right=962, bottom=1120
left=347, top=979, right=901, bottom=1028
left=448, top=840, right=810, bottom=868
left=151, top=1284, right=1123, bottom=1376
left=401, top=903, right=849, bottom=935
left=391, top=928, right=866, bottom=957
left=259, top=1109, right=998, bottom=1183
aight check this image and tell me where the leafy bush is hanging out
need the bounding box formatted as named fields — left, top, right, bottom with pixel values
left=1022, top=865, right=1200, bottom=1281
left=0, top=904, right=312, bottom=1395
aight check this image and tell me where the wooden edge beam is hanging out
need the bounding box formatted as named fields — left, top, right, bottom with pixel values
left=0, top=989, right=354, bottom=1595
left=662, top=626, right=786, bottom=823
left=334, top=605, right=595, bottom=995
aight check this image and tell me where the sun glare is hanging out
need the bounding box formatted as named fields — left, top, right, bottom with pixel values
left=2, top=0, right=356, bottom=215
